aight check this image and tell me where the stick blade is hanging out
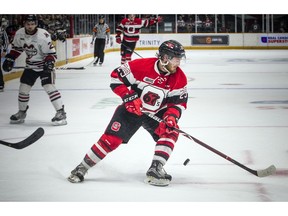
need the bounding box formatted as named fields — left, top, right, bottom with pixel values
left=257, top=165, right=276, bottom=177
left=56, top=67, right=85, bottom=70
left=0, top=127, right=45, bottom=150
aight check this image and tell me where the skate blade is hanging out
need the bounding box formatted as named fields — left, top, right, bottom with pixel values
left=10, top=119, right=25, bottom=124
left=52, top=119, right=67, bottom=126
left=144, top=176, right=170, bottom=187
left=67, top=174, right=83, bottom=183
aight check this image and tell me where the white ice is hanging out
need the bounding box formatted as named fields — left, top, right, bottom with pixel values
left=0, top=50, right=288, bottom=212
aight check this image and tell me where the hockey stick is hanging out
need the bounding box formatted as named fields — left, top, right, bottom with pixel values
left=55, top=66, right=85, bottom=70
left=0, top=127, right=45, bottom=150
left=144, top=112, right=276, bottom=177
left=86, top=56, right=98, bottom=67
left=13, top=66, right=85, bottom=70
left=121, top=43, right=143, bottom=58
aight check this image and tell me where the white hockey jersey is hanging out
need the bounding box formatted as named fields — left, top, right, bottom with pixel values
left=11, top=27, right=57, bottom=71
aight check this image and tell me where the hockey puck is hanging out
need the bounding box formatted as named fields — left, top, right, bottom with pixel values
left=183, top=158, right=190, bottom=166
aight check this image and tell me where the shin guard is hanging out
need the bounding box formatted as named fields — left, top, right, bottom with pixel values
left=83, top=134, right=122, bottom=167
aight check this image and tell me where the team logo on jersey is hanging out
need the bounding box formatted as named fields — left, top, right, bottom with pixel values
left=111, top=121, right=121, bottom=132
left=23, top=43, right=37, bottom=59
left=127, top=26, right=136, bottom=33
left=141, top=85, right=165, bottom=112
left=143, top=91, right=160, bottom=106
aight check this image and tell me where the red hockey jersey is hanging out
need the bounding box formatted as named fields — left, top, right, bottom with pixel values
left=110, top=57, right=188, bottom=116
left=116, top=18, right=157, bottom=42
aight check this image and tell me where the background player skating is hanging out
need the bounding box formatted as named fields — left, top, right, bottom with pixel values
left=2, top=15, right=67, bottom=126
left=115, top=14, right=161, bottom=64
left=68, top=40, right=188, bottom=186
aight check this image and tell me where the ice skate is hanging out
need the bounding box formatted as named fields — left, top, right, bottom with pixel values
left=0, top=86, right=4, bottom=92
left=51, top=105, right=67, bottom=126
left=145, top=160, right=172, bottom=187
left=67, top=163, right=88, bottom=183
left=10, top=106, right=29, bottom=124
left=99, top=62, right=103, bottom=66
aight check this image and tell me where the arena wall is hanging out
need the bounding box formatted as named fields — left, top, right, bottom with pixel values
left=4, top=33, right=288, bottom=81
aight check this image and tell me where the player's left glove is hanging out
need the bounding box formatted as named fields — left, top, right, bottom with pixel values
left=155, top=16, right=163, bottom=23
left=115, top=35, right=121, bottom=44
left=43, top=56, right=55, bottom=73
left=155, top=114, right=179, bottom=137
left=2, top=54, right=15, bottom=72
left=122, top=91, right=143, bottom=116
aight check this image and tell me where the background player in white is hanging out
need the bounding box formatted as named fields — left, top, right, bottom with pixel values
left=0, top=17, right=9, bottom=92
left=68, top=40, right=188, bottom=186
left=2, top=15, right=67, bottom=126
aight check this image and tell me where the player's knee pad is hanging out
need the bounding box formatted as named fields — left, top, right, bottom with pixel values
left=125, top=53, right=132, bottom=62
left=98, top=133, right=123, bottom=152
left=126, top=52, right=132, bottom=57
left=41, top=71, right=55, bottom=86
left=160, top=130, right=179, bottom=143
left=19, top=83, right=32, bottom=95
left=43, top=84, right=57, bottom=94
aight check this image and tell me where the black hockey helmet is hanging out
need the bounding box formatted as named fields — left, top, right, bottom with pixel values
left=158, top=40, right=185, bottom=59
left=24, top=14, right=37, bottom=22
left=99, top=15, right=105, bottom=19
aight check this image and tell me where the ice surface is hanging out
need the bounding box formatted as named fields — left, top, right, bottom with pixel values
left=1, top=50, right=287, bottom=214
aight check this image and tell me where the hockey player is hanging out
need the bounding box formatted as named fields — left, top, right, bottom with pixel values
left=91, top=15, right=110, bottom=66
left=68, top=40, right=188, bottom=186
left=115, top=14, right=161, bottom=64
left=0, top=17, right=9, bottom=92
left=2, top=15, right=67, bottom=126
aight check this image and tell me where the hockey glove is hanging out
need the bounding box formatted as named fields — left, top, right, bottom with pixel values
left=116, top=35, right=121, bottom=44
left=155, top=16, right=163, bottom=23
left=3, top=54, right=15, bottom=72
left=155, top=115, right=179, bottom=137
left=43, top=57, right=55, bottom=73
left=122, top=92, right=143, bottom=116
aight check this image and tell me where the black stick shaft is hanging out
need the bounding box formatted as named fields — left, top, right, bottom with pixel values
left=121, top=43, right=143, bottom=58
left=13, top=66, right=85, bottom=70
left=144, top=112, right=258, bottom=176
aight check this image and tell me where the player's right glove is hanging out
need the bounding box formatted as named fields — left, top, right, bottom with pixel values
left=115, top=35, right=121, bottom=44
left=122, top=91, right=143, bottom=116
left=43, top=56, right=55, bottom=73
left=2, top=54, right=15, bottom=72
left=155, top=16, right=163, bottom=23
left=155, top=115, right=179, bottom=137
